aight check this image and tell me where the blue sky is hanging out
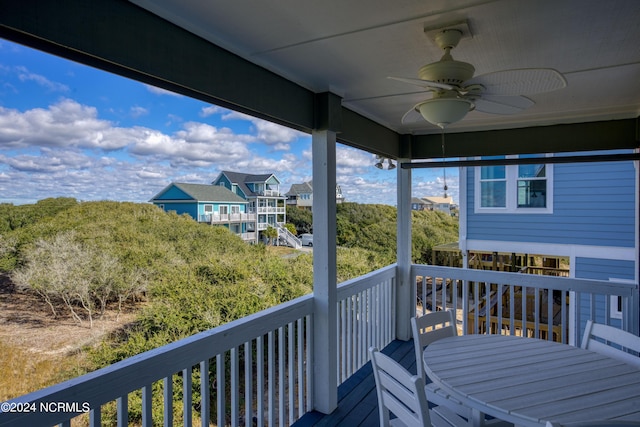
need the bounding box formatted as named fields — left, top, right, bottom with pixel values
left=0, top=39, right=458, bottom=206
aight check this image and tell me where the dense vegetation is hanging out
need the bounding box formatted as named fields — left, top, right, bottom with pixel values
left=288, top=203, right=458, bottom=263
left=0, top=198, right=457, bottom=423
left=1, top=198, right=457, bottom=349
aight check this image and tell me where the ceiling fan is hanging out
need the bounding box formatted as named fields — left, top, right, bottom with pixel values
left=390, top=28, right=567, bottom=128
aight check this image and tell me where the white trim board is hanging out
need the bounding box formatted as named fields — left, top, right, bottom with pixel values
left=465, top=240, right=636, bottom=262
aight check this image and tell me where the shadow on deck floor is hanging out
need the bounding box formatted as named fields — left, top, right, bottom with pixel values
left=292, top=339, right=416, bottom=427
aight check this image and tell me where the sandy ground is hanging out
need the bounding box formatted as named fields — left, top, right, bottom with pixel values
left=0, top=273, right=137, bottom=355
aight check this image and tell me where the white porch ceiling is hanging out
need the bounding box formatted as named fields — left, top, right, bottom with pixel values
left=131, top=0, right=640, bottom=135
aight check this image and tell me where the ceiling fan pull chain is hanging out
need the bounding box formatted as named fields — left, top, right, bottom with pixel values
left=441, top=127, right=448, bottom=198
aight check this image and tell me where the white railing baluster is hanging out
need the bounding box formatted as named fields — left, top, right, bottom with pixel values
left=278, top=327, right=285, bottom=427
left=508, top=284, right=515, bottom=336
left=288, top=322, right=294, bottom=425
left=546, top=290, right=553, bottom=341
left=244, top=342, right=253, bottom=427
left=141, top=384, right=152, bottom=427
left=163, top=376, right=172, bottom=427
left=200, top=359, right=210, bottom=427
left=297, top=318, right=304, bottom=418
left=117, top=395, right=128, bottom=427
left=339, top=299, right=346, bottom=381
left=183, top=367, right=192, bottom=427
left=89, top=405, right=100, bottom=427
left=230, top=348, right=238, bottom=427
left=484, top=282, right=491, bottom=334
left=306, top=314, right=313, bottom=413
left=268, top=331, right=275, bottom=427
left=216, top=354, right=224, bottom=427
left=257, top=335, right=264, bottom=427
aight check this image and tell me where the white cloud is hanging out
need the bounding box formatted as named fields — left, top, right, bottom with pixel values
left=15, top=66, right=69, bottom=92
left=200, top=105, right=225, bottom=117
left=145, top=84, right=183, bottom=97
left=130, top=106, right=149, bottom=118
left=0, top=99, right=458, bottom=206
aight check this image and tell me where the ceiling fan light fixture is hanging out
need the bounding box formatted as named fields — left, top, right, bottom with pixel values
left=417, top=97, right=473, bottom=128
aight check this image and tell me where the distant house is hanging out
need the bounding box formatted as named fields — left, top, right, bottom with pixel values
left=422, top=196, right=454, bottom=214
left=411, top=197, right=428, bottom=211
left=149, top=182, right=255, bottom=241
left=286, top=181, right=313, bottom=210
left=285, top=180, right=344, bottom=210
left=212, top=171, right=299, bottom=246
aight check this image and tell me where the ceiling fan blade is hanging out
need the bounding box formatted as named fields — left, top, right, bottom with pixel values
left=401, top=105, right=425, bottom=124
left=464, top=68, right=567, bottom=96
left=388, top=76, right=454, bottom=91
left=473, top=95, right=535, bottom=115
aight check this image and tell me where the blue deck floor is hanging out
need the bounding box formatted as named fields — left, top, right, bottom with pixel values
left=292, top=339, right=416, bottom=427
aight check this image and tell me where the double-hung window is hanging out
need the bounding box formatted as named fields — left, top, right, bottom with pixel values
left=479, top=157, right=507, bottom=208
left=475, top=154, right=552, bottom=213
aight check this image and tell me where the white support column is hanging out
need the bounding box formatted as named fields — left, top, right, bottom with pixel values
left=459, top=164, right=468, bottom=268
left=312, top=129, right=338, bottom=413
left=396, top=158, right=413, bottom=341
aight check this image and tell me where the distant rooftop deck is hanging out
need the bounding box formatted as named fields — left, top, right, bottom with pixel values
left=293, top=339, right=415, bottom=427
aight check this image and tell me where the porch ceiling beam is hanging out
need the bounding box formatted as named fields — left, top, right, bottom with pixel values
left=0, top=0, right=316, bottom=131
left=403, top=152, right=640, bottom=169
left=409, top=119, right=639, bottom=159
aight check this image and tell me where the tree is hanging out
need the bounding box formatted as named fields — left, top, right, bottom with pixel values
left=262, top=226, right=278, bottom=245
left=286, top=206, right=312, bottom=234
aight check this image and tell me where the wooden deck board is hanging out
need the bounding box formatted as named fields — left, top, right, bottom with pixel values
left=292, top=339, right=416, bottom=427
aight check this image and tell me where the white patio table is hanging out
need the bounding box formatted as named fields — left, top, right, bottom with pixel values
left=423, top=334, right=640, bottom=426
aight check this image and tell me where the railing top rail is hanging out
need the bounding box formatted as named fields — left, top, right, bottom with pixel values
left=337, top=264, right=397, bottom=300
left=0, top=294, right=314, bottom=427
left=411, top=264, right=638, bottom=297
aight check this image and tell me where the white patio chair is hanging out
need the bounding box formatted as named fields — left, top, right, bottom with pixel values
left=411, top=311, right=513, bottom=427
left=581, top=319, right=640, bottom=368
left=369, top=347, right=468, bottom=427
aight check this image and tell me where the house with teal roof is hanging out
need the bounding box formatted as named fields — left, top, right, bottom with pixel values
left=149, top=182, right=256, bottom=242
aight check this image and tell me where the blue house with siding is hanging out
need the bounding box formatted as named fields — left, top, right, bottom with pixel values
left=149, top=182, right=255, bottom=242
left=212, top=171, right=300, bottom=246
left=459, top=150, right=638, bottom=337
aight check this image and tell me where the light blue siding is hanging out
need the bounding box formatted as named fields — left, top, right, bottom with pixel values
left=154, top=201, right=198, bottom=219
left=575, top=258, right=634, bottom=333
left=466, top=154, right=636, bottom=247
left=155, top=186, right=192, bottom=200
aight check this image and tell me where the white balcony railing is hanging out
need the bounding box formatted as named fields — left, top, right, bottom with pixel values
left=2, top=264, right=637, bottom=427
left=336, top=265, right=396, bottom=383
left=256, top=207, right=285, bottom=214
left=201, top=213, right=256, bottom=223
left=412, top=264, right=639, bottom=345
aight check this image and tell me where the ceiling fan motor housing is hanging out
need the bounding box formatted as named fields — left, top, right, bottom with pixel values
left=419, top=28, right=475, bottom=86
left=418, top=60, right=474, bottom=86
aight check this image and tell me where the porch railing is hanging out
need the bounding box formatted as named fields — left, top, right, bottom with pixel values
left=412, top=264, right=639, bottom=345
left=0, top=265, right=397, bottom=427
left=2, top=264, right=637, bottom=427
left=336, top=265, right=396, bottom=384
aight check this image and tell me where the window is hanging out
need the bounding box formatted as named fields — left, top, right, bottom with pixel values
left=475, top=155, right=552, bottom=213
left=204, top=204, right=213, bottom=213
left=479, top=161, right=506, bottom=208
left=231, top=205, right=240, bottom=214
left=517, top=162, right=546, bottom=208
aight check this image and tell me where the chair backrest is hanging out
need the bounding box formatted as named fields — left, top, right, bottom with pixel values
left=581, top=320, right=640, bottom=368
left=411, top=310, right=457, bottom=382
left=369, top=347, right=431, bottom=427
